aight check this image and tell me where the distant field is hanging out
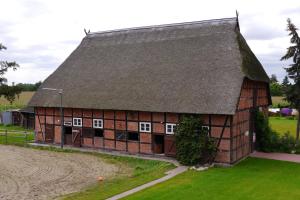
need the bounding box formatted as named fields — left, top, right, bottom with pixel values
left=271, top=96, right=290, bottom=107
left=269, top=116, right=297, bottom=137
left=0, top=91, right=34, bottom=111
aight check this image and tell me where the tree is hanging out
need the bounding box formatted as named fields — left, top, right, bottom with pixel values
left=281, top=18, right=300, bottom=141
left=282, top=75, right=291, bottom=94
left=270, top=82, right=283, bottom=96
left=270, top=74, right=278, bottom=83
left=0, top=43, right=19, bottom=84
left=16, top=81, right=42, bottom=91
left=0, top=85, right=22, bottom=104
left=0, top=43, right=20, bottom=104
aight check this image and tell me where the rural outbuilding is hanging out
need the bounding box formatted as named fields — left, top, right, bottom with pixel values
left=29, top=17, right=271, bottom=164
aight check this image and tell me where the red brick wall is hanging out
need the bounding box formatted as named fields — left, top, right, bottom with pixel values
left=34, top=79, right=270, bottom=165
left=231, top=78, right=270, bottom=163
left=34, top=108, right=234, bottom=163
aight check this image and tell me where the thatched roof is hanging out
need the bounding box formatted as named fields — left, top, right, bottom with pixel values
left=19, top=106, right=34, bottom=114
left=29, top=17, right=269, bottom=115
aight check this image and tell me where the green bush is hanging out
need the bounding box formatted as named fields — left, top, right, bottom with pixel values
left=175, top=116, right=217, bottom=166
left=255, top=111, right=298, bottom=153
left=255, top=111, right=280, bottom=152
left=277, top=132, right=297, bottom=153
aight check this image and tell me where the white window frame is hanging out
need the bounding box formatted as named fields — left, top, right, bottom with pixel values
left=166, top=123, right=177, bottom=135
left=73, top=118, right=82, bottom=127
left=64, top=121, right=72, bottom=126
left=93, top=119, right=103, bottom=129
left=139, top=122, right=151, bottom=132
left=202, top=126, right=210, bottom=131
left=202, top=126, right=210, bottom=135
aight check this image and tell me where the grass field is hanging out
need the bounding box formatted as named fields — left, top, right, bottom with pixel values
left=124, top=158, right=300, bottom=200
left=0, top=124, right=34, bottom=145
left=0, top=91, right=34, bottom=111
left=269, top=117, right=297, bottom=137
left=271, top=96, right=290, bottom=107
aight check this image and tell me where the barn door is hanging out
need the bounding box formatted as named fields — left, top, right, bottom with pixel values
left=249, top=109, right=255, bottom=152
left=164, top=135, right=176, bottom=156
left=45, top=124, right=54, bottom=143
left=153, top=135, right=164, bottom=154
left=72, top=129, right=81, bottom=147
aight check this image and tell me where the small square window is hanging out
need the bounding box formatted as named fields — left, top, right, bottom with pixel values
left=93, top=119, right=103, bottom=129
left=73, top=118, right=82, bottom=127
left=95, top=129, right=104, bottom=137
left=166, top=123, right=176, bottom=134
left=116, top=131, right=126, bottom=140
left=128, top=132, right=139, bottom=141
left=139, top=122, right=151, bottom=132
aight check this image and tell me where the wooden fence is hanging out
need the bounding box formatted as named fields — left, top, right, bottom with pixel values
left=0, top=129, right=34, bottom=145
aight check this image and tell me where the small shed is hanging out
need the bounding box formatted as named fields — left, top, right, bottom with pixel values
left=1, top=109, right=21, bottom=125
left=1, top=110, right=13, bottom=125
left=20, top=107, right=35, bottom=129
left=0, top=107, right=35, bottom=129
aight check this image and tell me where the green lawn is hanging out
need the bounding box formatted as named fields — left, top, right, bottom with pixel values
left=124, top=158, right=300, bottom=200
left=269, top=117, right=297, bottom=137
left=0, top=124, right=34, bottom=145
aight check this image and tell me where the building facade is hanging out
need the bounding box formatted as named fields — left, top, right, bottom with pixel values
left=30, top=17, right=271, bottom=164
left=34, top=78, right=269, bottom=164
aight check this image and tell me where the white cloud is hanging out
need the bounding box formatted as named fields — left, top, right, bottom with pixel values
left=1, top=0, right=300, bottom=83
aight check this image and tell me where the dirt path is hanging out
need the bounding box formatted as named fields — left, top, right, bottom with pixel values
left=0, top=145, right=125, bottom=200
left=251, top=151, right=300, bottom=163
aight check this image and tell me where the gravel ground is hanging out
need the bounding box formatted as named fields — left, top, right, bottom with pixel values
left=0, top=145, right=125, bottom=200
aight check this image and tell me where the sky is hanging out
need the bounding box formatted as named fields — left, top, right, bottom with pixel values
left=1, top=0, right=300, bottom=84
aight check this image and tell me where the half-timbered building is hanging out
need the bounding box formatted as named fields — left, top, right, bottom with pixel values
left=29, top=17, right=271, bottom=164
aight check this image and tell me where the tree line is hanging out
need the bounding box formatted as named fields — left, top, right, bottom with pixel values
left=269, top=74, right=291, bottom=96
left=0, top=82, right=42, bottom=104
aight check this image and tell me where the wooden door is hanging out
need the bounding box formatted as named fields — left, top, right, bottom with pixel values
left=64, top=126, right=73, bottom=145
left=72, top=129, right=81, bottom=147
left=45, top=124, right=54, bottom=143
left=164, top=135, right=176, bottom=156
left=153, top=135, right=164, bottom=154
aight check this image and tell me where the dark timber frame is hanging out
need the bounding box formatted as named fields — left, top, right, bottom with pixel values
left=34, top=77, right=270, bottom=164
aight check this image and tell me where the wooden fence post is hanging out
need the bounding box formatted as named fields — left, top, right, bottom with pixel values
left=5, top=130, right=7, bottom=145
left=25, top=131, right=27, bottom=144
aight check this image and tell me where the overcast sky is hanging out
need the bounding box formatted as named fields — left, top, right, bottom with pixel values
left=1, top=0, right=300, bottom=84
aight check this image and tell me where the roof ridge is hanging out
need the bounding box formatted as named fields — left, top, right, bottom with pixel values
left=88, top=17, right=237, bottom=37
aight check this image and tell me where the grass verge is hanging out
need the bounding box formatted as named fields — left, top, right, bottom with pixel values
left=124, top=158, right=300, bottom=200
